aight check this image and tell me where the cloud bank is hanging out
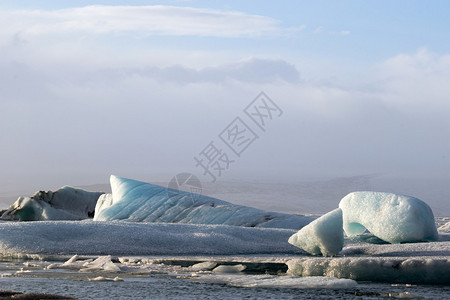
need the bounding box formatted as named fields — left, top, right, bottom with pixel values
left=0, top=5, right=448, bottom=215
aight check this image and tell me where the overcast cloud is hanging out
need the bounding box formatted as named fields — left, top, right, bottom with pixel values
left=0, top=3, right=449, bottom=214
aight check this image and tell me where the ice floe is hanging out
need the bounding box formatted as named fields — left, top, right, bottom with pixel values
left=286, top=255, right=450, bottom=284
left=212, top=264, right=246, bottom=273
left=80, top=256, right=121, bottom=272
left=189, top=274, right=358, bottom=289
left=189, top=261, right=217, bottom=271
left=88, top=276, right=123, bottom=282
left=287, top=231, right=450, bottom=284
left=439, top=221, right=450, bottom=233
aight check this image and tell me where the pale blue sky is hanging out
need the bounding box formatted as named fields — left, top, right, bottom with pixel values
left=2, top=0, right=449, bottom=61
left=0, top=1, right=449, bottom=213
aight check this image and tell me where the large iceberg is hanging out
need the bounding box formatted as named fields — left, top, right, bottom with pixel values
left=288, top=208, right=343, bottom=256
left=339, top=192, right=438, bottom=243
left=93, top=175, right=313, bottom=229
left=1, top=187, right=103, bottom=221
left=289, top=191, right=439, bottom=257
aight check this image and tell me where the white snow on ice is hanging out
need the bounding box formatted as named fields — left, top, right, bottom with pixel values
left=286, top=255, right=450, bottom=284
left=287, top=232, right=450, bottom=284
left=0, top=218, right=447, bottom=284
left=53, top=255, right=121, bottom=272
left=438, top=221, right=450, bottom=233
left=0, top=220, right=301, bottom=256
left=212, top=264, right=246, bottom=273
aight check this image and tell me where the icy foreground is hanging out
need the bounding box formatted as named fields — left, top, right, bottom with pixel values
left=286, top=224, right=450, bottom=283
left=287, top=232, right=450, bottom=284
left=288, top=208, right=343, bottom=256
left=286, top=256, right=450, bottom=284
left=1, top=187, right=102, bottom=221
left=94, top=175, right=313, bottom=229
left=339, top=192, right=438, bottom=243
left=0, top=221, right=301, bottom=256
left=0, top=220, right=448, bottom=284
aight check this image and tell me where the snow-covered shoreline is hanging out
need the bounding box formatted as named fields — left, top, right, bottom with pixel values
left=0, top=220, right=302, bottom=257
left=0, top=175, right=448, bottom=285
left=0, top=219, right=448, bottom=284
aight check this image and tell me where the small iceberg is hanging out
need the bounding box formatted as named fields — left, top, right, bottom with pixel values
left=288, top=208, right=343, bottom=256
left=1, top=187, right=103, bottom=221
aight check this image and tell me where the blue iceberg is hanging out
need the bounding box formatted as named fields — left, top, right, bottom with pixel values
left=93, top=175, right=313, bottom=229
left=339, top=191, right=439, bottom=243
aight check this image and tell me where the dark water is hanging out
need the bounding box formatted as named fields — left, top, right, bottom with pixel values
left=1, top=276, right=449, bottom=300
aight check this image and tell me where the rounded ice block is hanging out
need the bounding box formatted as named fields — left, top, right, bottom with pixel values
left=288, top=208, right=343, bottom=256
left=339, top=191, right=438, bottom=243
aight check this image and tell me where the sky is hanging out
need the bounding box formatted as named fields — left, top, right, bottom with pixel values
left=0, top=1, right=449, bottom=212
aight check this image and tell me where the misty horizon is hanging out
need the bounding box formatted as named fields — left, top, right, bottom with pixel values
left=1, top=2, right=449, bottom=216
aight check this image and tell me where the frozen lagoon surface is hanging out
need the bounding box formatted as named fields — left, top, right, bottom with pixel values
left=0, top=177, right=449, bottom=299
left=0, top=218, right=449, bottom=299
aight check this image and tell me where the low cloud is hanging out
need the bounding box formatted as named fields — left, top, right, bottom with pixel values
left=119, top=58, right=301, bottom=84
left=376, top=48, right=450, bottom=112
left=0, top=46, right=449, bottom=197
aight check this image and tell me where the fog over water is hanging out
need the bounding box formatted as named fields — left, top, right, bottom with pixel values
left=1, top=3, right=449, bottom=215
